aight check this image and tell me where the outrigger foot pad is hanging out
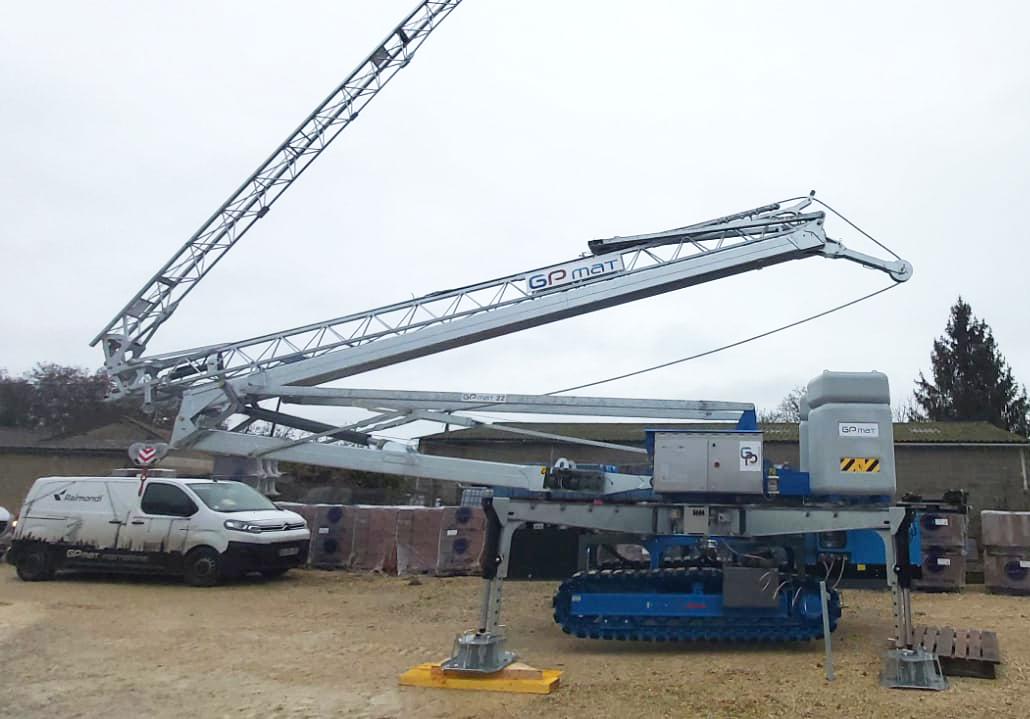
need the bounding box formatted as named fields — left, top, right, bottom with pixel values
left=881, top=647, right=949, bottom=691
left=441, top=630, right=515, bottom=674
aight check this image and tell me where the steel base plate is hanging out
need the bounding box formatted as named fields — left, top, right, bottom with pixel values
left=881, top=648, right=949, bottom=691
left=441, top=630, right=516, bottom=674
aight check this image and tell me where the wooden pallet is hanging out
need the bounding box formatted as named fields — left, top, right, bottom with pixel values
left=913, top=626, right=1001, bottom=679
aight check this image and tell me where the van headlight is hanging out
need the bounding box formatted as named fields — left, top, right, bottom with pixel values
left=224, top=519, right=262, bottom=533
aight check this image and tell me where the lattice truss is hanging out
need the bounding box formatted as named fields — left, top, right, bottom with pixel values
left=120, top=198, right=834, bottom=401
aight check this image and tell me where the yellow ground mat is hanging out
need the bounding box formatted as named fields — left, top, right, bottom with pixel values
left=398, top=661, right=562, bottom=694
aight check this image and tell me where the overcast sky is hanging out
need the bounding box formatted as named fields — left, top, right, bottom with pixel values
left=2, top=1, right=1029, bottom=436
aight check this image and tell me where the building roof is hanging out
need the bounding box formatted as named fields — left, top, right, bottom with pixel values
left=0, top=418, right=168, bottom=453
left=0, top=420, right=213, bottom=474
left=420, top=421, right=1029, bottom=445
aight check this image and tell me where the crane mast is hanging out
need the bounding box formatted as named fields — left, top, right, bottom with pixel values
left=91, top=0, right=463, bottom=379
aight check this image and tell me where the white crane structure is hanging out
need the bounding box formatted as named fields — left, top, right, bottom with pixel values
left=87, top=2, right=949, bottom=687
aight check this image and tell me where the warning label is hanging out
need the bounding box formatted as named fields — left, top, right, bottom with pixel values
left=839, top=457, right=881, bottom=473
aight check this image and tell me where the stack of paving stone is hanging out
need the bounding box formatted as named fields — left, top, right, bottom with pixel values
left=349, top=506, right=401, bottom=573
left=982, top=510, right=1030, bottom=595
left=434, top=506, right=486, bottom=576
left=271, top=503, right=487, bottom=576
left=313, top=504, right=356, bottom=568
left=914, top=511, right=968, bottom=592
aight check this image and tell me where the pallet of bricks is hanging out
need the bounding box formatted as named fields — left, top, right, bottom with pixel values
left=981, top=510, right=1030, bottom=595
left=277, top=503, right=354, bottom=568
left=276, top=502, right=486, bottom=575
left=914, top=510, right=968, bottom=592
left=395, top=506, right=487, bottom=576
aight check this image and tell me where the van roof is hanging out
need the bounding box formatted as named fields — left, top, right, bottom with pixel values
left=37, top=476, right=221, bottom=483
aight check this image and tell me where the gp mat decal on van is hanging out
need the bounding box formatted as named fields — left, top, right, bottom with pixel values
left=8, top=539, right=183, bottom=572
left=839, top=457, right=881, bottom=473
left=64, top=547, right=156, bottom=564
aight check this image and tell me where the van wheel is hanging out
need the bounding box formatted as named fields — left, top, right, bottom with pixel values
left=184, top=547, right=222, bottom=587
left=17, top=547, right=55, bottom=581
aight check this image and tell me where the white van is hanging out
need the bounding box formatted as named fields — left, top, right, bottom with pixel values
left=0, top=504, right=11, bottom=553
left=5, top=476, right=310, bottom=586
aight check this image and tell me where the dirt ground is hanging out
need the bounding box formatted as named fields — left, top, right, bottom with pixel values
left=1, top=565, right=1028, bottom=719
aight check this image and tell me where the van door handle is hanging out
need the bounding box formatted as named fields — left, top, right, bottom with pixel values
left=109, top=520, right=123, bottom=525
left=130, top=520, right=145, bottom=525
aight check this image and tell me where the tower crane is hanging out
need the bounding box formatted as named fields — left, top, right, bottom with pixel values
left=87, top=1, right=947, bottom=687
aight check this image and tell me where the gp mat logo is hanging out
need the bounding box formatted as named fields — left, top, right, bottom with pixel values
left=740, top=447, right=759, bottom=466
left=738, top=441, right=762, bottom=472
left=53, top=488, right=103, bottom=503
left=527, top=256, right=624, bottom=293
left=838, top=422, right=879, bottom=438
left=840, top=457, right=881, bottom=473
left=66, top=548, right=151, bottom=563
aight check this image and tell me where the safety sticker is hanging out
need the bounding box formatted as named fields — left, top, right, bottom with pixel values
left=839, top=457, right=880, bottom=472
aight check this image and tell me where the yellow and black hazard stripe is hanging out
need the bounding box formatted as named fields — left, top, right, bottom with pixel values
left=840, top=457, right=880, bottom=473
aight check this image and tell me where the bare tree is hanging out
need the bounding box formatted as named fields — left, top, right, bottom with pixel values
left=758, top=386, right=805, bottom=423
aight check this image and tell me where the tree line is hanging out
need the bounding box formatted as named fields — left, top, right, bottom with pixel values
left=0, top=364, right=170, bottom=435
left=2, top=297, right=1027, bottom=437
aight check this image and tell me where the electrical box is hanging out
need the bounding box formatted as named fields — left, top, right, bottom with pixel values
left=650, top=431, right=764, bottom=494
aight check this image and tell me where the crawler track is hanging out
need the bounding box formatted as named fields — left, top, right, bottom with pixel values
left=552, top=567, right=840, bottom=642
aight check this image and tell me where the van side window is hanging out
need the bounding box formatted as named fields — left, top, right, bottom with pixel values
left=140, top=483, right=197, bottom=517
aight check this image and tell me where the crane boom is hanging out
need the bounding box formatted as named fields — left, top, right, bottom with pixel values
left=166, top=195, right=910, bottom=448
left=91, top=0, right=463, bottom=368
left=106, top=196, right=911, bottom=403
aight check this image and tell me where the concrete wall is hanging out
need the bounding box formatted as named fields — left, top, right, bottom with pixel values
left=0, top=451, right=215, bottom=513
left=0, top=452, right=126, bottom=511
left=895, top=446, right=1028, bottom=539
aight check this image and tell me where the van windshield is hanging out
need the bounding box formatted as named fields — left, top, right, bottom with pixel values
left=187, top=482, right=277, bottom=513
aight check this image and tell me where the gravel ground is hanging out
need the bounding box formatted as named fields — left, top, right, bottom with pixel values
left=1, top=565, right=1028, bottom=719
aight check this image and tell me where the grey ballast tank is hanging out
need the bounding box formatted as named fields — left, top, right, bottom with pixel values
left=804, top=371, right=896, bottom=497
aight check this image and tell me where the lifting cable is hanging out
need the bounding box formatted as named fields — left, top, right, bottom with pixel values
left=372, top=273, right=893, bottom=443
left=381, top=198, right=905, bottom=435
left=545, top=282, right=901, bottom=396
left=543, top=197, right=906, bottom=396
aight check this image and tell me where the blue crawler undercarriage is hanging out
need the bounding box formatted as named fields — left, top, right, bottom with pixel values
left=552, top=566, right=840, bottom=642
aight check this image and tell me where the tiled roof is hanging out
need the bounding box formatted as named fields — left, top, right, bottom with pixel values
left=420, top=421, right=1029, bottom=445
left=0, top=428, right=49, bottom=448
left=0, top=419, right=168, bottom=452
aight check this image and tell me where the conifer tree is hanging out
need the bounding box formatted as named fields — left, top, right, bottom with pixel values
left=912, top=297, right=1029, bottom=435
